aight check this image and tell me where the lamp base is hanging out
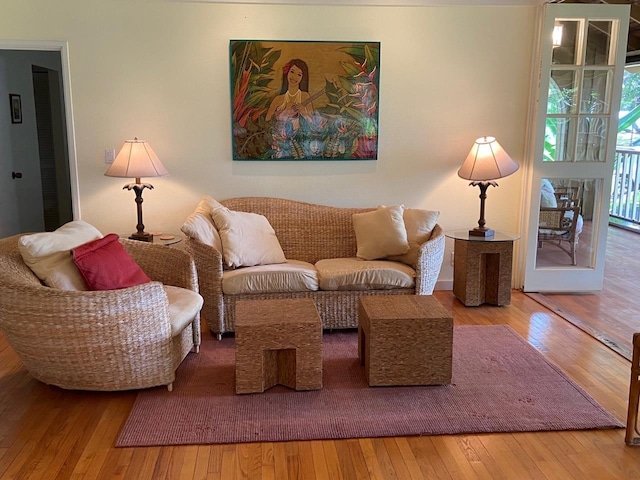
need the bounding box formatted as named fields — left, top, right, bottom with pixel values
left=469, top=227, right=495, bottom=238
left=129, top=232, right=153, bottom=242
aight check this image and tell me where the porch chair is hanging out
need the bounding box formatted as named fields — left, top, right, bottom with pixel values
left=0, top=233, right=202, bottom=391
left=627, top=332, right=640, bottom=445
left=553, top=183, right=583, bottom=208
left=537, top=205, right=582, bottom=265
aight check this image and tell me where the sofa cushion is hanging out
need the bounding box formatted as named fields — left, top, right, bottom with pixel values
left=180, top=195, right=224, bottom=249
left=387, top=208, right=440, bottom=266
left=72, top=234, right=151, bottom=290
left=222, top=260, right=318, bottom=294
left=164, top=285, right=204, bottom=337
left=352, top=205, right=409, bottom=260
left=315, top=257, right=415, bottom=291
left=18, top=220, right=103, bottom=290
left=211, top=207, right=286, bottom=268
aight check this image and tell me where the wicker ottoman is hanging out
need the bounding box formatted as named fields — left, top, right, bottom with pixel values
left=235, top=298, right=322, bottom=394
left=358, top=295, right=453, bottom=386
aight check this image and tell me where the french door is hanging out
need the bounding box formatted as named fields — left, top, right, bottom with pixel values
left=522, top=4, right=629, bottom=292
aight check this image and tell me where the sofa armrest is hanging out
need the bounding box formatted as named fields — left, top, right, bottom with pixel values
left=184, top=237, right=224, bottom=335
left=121, top=239, right=202, bottom=348
left=121, top=239, right=199, bottom=292
left=414, top=224, right=445, bottom=295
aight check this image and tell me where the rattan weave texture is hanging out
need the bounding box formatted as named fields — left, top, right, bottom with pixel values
left=0, top=234, right=201, bottom=391
left=184, top=197, right=445, bottom=336
left=358, top=295, right=453, bottom=386
left=235, top=299, right=322, bottom=394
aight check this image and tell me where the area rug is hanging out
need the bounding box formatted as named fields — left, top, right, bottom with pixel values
left=116, top=325, right=623, bottom=447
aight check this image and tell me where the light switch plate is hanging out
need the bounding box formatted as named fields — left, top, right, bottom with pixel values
left=105, top=148, right=116, bottom=164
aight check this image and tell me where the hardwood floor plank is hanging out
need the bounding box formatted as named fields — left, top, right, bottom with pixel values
left=271, top=441, right=288, bottom=480
left=432, top=435, right=481, bottom=479
left=193, top=446, right=212, bottom=480
left=309, top=440, right=331, bottom=480
left=320, top=441, right=344, bottom=480
left=177, top=445, right=198, bottom=479
left=295, top=441, right=315, bottom=480
left=220, top=445, right=238, bottom=479
left=122, top=447, right=161, bottom=480
left=406, top=436, right=453, bottom=480
left=394, top=437, right=434, bottom=480
left=334, top=439, right=357, bottom=479
left=458, top=436, right=510, bottom=480
left=370, top=437, right=398, bottom=479
left=344, top=439, right=370, bottom=479
left=285, top=441, right=301, bottom=479
left=356, top=438, right=386, bottom=480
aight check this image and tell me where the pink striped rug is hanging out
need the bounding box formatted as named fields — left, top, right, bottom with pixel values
left=116, top=325, right=622, bottom=447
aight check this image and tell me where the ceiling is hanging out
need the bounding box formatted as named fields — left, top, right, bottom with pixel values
left=547, top=0, right=640, bottom=60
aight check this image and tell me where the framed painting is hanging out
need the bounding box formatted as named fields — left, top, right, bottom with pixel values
left=230, top=40, right=380, bottom=161
left=9, top=94, right=22, bottom=124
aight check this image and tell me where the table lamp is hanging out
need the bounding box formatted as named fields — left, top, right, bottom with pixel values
left=104, top=138, right=169, bottom=242
left=457, top=136, right=519, bottom=238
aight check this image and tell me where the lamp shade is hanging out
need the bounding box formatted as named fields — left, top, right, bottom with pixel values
left=457, top=136, right=519, bottom=182
left=104, top=138, right=169, bottom=179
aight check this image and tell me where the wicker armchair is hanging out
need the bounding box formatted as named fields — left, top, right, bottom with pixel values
left=0, top=234, right=202, bottom=391
left=538, top=205, right=582, bottom=265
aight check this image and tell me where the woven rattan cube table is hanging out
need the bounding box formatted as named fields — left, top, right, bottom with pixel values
left=235, top=298, right=322, bottom=394
left=358, top=295, right=453, bottom=386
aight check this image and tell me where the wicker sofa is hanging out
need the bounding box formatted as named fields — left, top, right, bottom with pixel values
left=183, top=197, right=445, bottom=338
left=0, top=234, right=201, bottom=391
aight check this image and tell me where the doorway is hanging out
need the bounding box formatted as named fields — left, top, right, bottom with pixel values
left=32, top=64, right=72, bottom=230
left=0, top=42, right=78, bottom=237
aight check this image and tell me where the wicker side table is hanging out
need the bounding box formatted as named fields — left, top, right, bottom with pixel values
left=358, top=295, right=453, bottom=386
left=235, top=298, right=322, bottom=394
left=446, top=230, right=519, bottom=306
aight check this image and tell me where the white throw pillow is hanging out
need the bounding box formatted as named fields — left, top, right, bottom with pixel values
left=540, top=179, right=558, bottom=208
left=352, top=205, right=409, bottom=260
left=181, top=195, right=223, bottom=250
left=210, top=207, right=286, bottom=268
left=18, top=220, right=103, bottom=290
left=387, top=208, right=440, bottom=266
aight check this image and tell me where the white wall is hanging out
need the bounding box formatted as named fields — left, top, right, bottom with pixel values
left=0, top=0, right=536, bottom=286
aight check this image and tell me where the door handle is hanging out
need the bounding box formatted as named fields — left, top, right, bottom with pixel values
left=12, top=171, right=22, bottom=179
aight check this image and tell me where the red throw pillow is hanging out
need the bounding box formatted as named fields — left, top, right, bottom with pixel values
left=72, top=234, right=151, bottom=290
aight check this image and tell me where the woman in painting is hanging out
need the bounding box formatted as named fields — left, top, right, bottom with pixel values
left=265, top=58, right=317, bottom=158
left=266, top=58, right=314, bottom=127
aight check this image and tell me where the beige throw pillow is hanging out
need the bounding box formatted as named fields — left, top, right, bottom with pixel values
left=352, top=205, right=409, bottom=260
left=387, top=208, right=440, bottom=266
left=210, top=207, right=286, bottom=268
left=18, top=220, right=103, bottom=290
left=181, top=195, right=223, bottom=250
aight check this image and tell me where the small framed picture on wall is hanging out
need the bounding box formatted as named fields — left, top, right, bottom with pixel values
left=9, top=94, right=22, bottom=124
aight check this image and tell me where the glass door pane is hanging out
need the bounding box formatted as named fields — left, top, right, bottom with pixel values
left=536, top=178, right=599, bottom=269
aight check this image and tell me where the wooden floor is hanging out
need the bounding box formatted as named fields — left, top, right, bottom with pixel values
left=530, top=224, right=640, bottom=360
left=1, top=291, right=640, bottom=480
